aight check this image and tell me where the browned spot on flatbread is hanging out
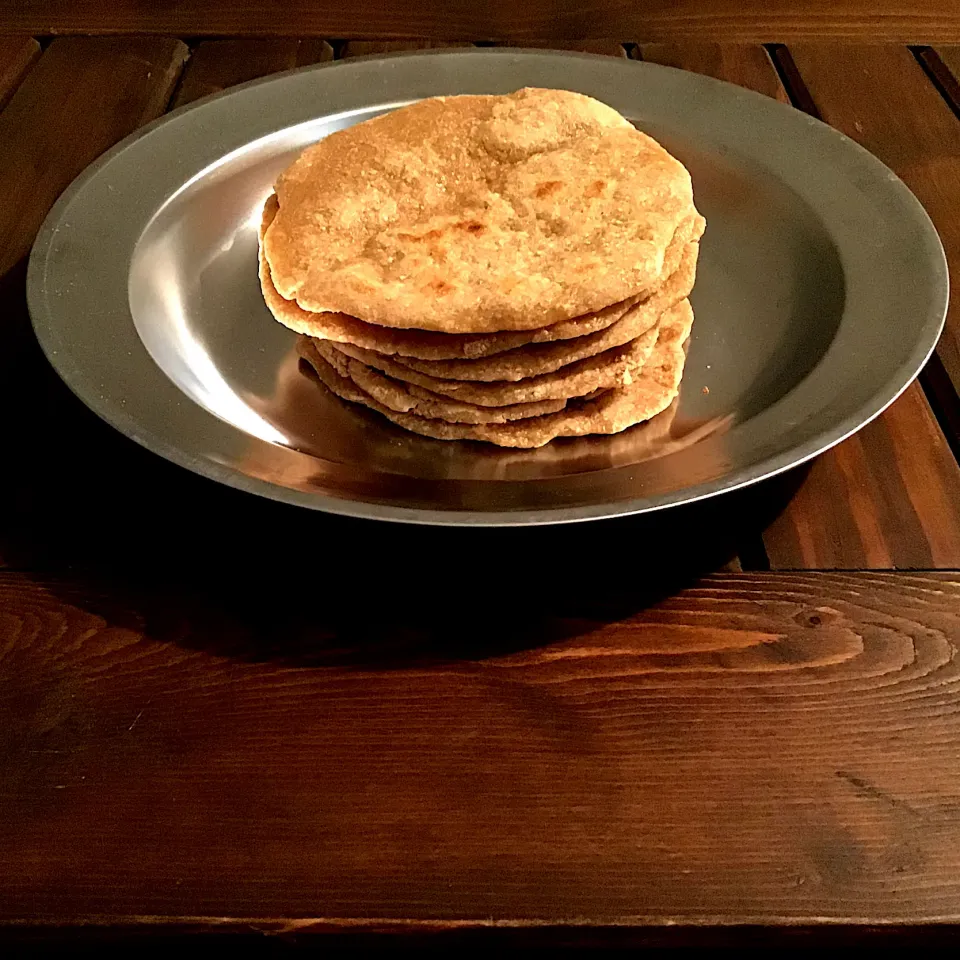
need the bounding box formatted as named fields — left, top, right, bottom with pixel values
left=534, top=179, right=564, bottom=198
left=424, top=278, right=454, bottom=295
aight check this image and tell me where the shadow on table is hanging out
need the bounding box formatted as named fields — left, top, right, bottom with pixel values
left=0, top=281, right=805, bottom=667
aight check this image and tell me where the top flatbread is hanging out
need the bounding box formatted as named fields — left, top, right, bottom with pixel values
left=263, top=87, right=700, bottom=333
left=259, top=194, right=704, bottom=360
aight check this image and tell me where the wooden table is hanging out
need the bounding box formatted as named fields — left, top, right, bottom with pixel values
left=4, top=3, right=960, bottom=947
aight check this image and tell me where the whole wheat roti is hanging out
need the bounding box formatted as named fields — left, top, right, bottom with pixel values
left=298, top=299, right=695, bottom=448
left=258, top=194, right=644, bottom=356
left=263, top=87, right=700, bottom=332
left=392, top=241, right=697, bottom=381
left=259, top=195, right=703, bottom=359
left=316, top=343, right=572, bottom=424
left=327, top=319, right=661, bottom=407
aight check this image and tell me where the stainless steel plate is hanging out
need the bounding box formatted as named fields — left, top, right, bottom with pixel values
left=28, top=50, right=948, bottom=525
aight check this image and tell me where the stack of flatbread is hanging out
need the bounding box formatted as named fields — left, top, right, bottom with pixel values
left=259, top=87, right=705, bottom=448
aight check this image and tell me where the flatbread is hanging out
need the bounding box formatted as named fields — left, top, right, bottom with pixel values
left=391, top=241, right=697, bottom=381
left=259, top=194, right=703, bottom=359
left=317, top=344, right=574, bottom=425
left=297, top=299, right=695, bottom=447
left=263, top=88, right=700, bottom=332
left=325, top=320, right=662, bottom=407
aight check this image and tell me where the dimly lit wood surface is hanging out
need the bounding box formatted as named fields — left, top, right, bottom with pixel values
left=4, top=1, right=960, bottom=42
left=2, top=29, right=960, bottom=944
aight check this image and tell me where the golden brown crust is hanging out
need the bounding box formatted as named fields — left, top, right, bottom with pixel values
left=390, top=241, right=697, bottom=381
left=260, top=194, right=702, bottom=358
left=263, top=88, right=700, bottom=332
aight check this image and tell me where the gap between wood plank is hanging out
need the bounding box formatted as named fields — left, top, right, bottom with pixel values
left=919, top=43, right=960, bottom=108
left=910, top=45, right=960, bottom=455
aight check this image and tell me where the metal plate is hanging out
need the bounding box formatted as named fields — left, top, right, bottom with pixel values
left=28, top=50, right=948, bottom=526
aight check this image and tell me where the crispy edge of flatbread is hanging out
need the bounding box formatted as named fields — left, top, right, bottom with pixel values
left=259, top=192, right=702, bottom=357
left=297, top=299, right=694, bottom=448
left=317, top=345, right=574, bottom=424
left=390, top=241, right=697, bottom=381
left=324, top=318, right=661, bottom=408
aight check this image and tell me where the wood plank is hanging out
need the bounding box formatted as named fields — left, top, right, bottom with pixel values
left=0, top=37, right=188, bottom=279
left=640, top=43, right=789, bottom=101
left=4, top=1, right=960, bottom=42
left=172, top=38, right=333, bottom=108
left=495, top=40, right=629, bottom=57
left=2, top=569, right=960, bottom=925
left=763, top=385, right=960, bottom=568
left=340, top=40, right=472, bottom=58
left=638, top=44, right=960, bottom=569
left=778, top=44, right=960, bottom=399
left=0, top=36, right=40, bottom=112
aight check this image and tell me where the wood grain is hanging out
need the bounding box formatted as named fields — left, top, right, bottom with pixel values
left=778, top=44, right=960, bottom=399
left=172, top=38, right=333, bottom=108
left=763, top=386, right=960, bottom=568
left=5, top=1, right=960, bottom=41
left=635, top=44, right=960, bottom=569
left=2, top=570, right=960, bottom=925
left=0, top=36, right=40, bottom=112
left=0, top=37, right=188, bottom=279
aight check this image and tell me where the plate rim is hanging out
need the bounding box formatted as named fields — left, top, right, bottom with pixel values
left=27, top=48, right=950, bottom=527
